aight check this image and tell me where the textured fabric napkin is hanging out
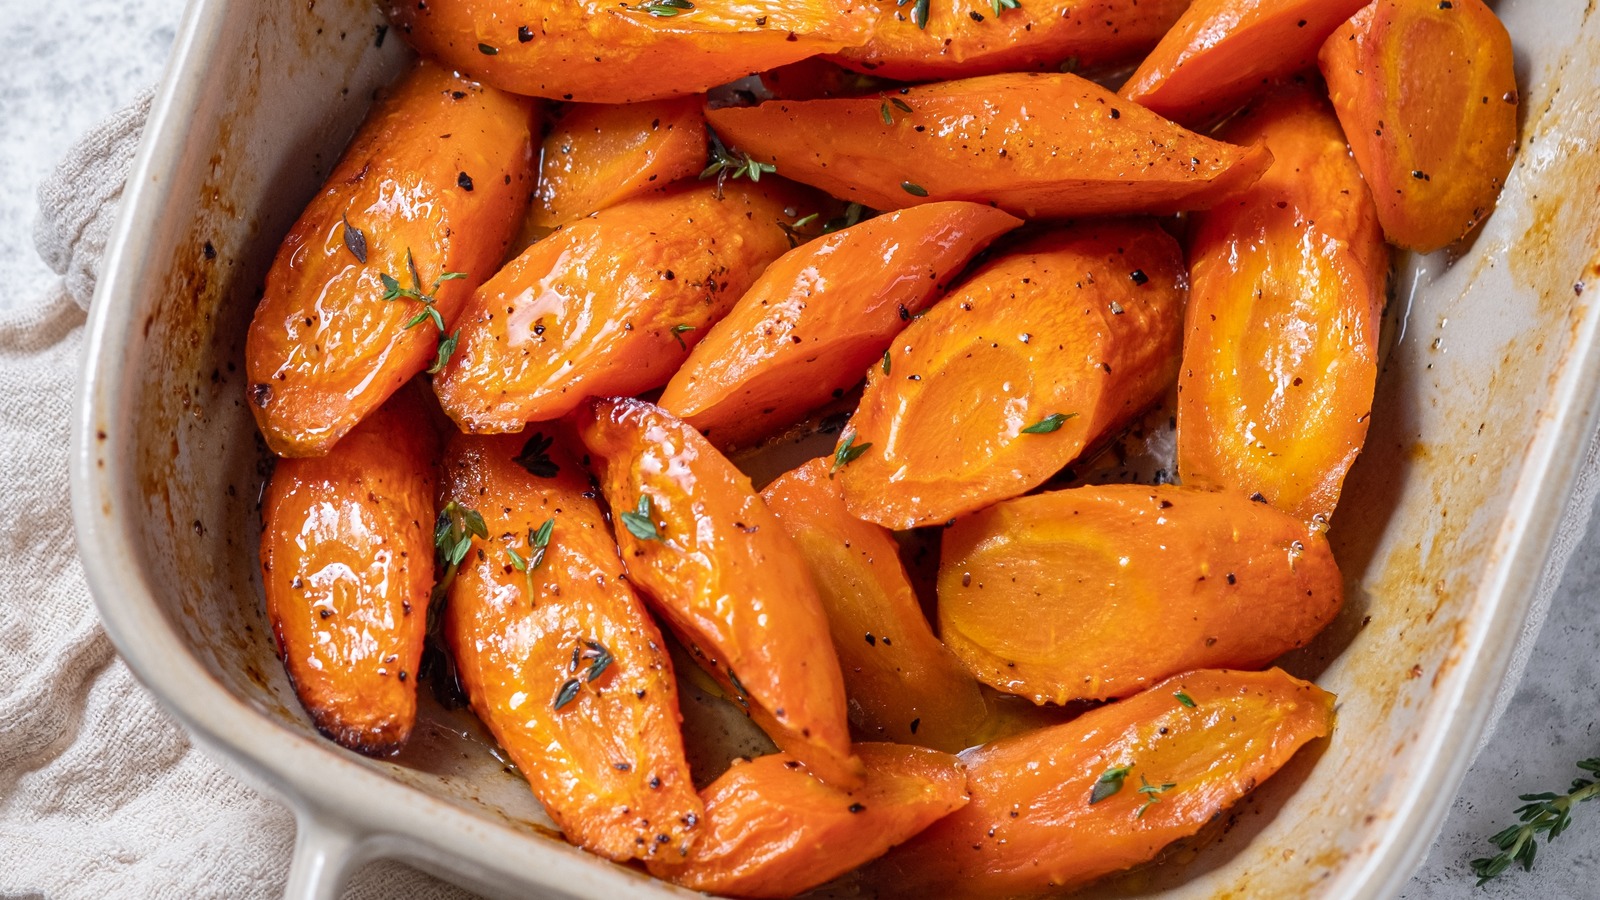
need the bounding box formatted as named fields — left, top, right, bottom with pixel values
left=2, top=93, right=1595, bottom=899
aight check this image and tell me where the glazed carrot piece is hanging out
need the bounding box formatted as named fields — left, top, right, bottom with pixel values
left=871, top=668, right=1335, bottom=898
left=938, top=485, right=1343, bottom=705
left=576, top=398, right=863, bottom=788
left=658, top=202, right=1021, bottom=450
left=1320, top=0, right=1519, bottom=251
left=1120, top=0, right=1371, bottom=127
left=704, top=73, right=1272, bottom=219
left=387, top=0, right=872, bottom=104
left=435, top=179, right=814, bottom=432
left=762, top=459, right=991, bottom=752
left=245, top=60, right=536, bottom=457
left=837, top=221, right=1186, bottom=530
left=1178, top=85, right=1388, bottom=523
left=531, top=98, right=707, bottom=230
left=260, top=389, right=440, bottom=756
left=830, top=0, right=1189, bottom=82
left=440, top=430, right=703, bottom=862
left=647, top=744, right=968, bottom=898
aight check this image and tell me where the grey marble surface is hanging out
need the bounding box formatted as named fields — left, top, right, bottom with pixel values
left=3, top=0, right=1595, bottom=897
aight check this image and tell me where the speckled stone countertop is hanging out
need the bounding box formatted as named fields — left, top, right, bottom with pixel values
left=4, top=0, right=1595, bottom=896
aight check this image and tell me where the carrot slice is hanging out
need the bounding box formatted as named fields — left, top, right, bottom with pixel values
left=871, top=668, right=1335, bottom=898
left=1319, top=0, right=1520, bottom=251
left=575, top=397, right=863, bottom=789
left=704, top=72, right=1272, bottom=219
left=387, top=0, right=872, bottom=104
left=647, top=743, right=968, bottom=898
left=1178, top=85, right=1388, bottom=523
left=531, top=98, right=707, bottom=230
left=435, top=179, right=814, bottom=432
left=837, top=221, right=1186, bottom=529
left=658, top=201, right=1021, bottom=450
left=260, top=389, right=440, bottom=756
left=831, top=0, right=1190, bottom=82
left=245, top=60, right=536, bottom=457
left=441, top=430, right=702, bottom=862
left=1120, top=0, right=1371, bottom=127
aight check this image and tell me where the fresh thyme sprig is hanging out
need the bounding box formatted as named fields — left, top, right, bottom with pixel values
left=1470, top=757, right=1600, bottom=884
left=1021, top=412, right=1077, bottom=434
left=831, top=432, right=872, bottom=475
left=633, top=0, right=693, bottom=15
left=507, top=518, right=555, bottom=604
left=989, top=0, right=1020, bottom=16
left=1089, top=765, right=1131, bottom=805
left=380, top=247, right=467, bottom=371
left=702, top=129, right=776, bottom=199
left=879, top=94, right=913, bottom=126
left=1136, top=775, right=1176, bottom=818
left=554, top=639, right=615, bottom=710
left=895, top=0, right=932, bottom=29
left=421, top=501, right=488, bottom=707
left=620, top=494, right=661, bottom=542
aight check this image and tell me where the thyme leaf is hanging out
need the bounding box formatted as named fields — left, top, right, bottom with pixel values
left=1021, top=412, right=1077, bottom=434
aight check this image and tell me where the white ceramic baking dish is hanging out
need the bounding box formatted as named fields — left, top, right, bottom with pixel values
left=70, top=0, right=1600, bottom=897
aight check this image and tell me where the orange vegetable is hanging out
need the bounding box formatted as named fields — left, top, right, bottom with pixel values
left=531, top=98, right=707, bottom=230
left=831, top=0, right=1189, bottom=82
left=436, top=179, right=813, bottom=432
left=1178, top=85, right=1388, bottom=523
left=647, top=743, right=969, bottom=898
left=761, top=459, right=991, bottom=752
left=1319, top=0, right=1519, bottom=251
left=259, top=390, right=439, bottom=756
left=387, top=0, right=872, bottom=104
left=245, top=60, right=536, bottom=457
left=838, top=221, right=1186, bottom=529
left=575, top=397, right=863, bottom=788
left=938, top=484, right=1343, bottom=704
left=1120, top=0, right=1371, bottom=127
left=658, top=201, right=1022, bottom=450
left=704, top=73, right=1273, bottom=219
left=871, top=668, right=1335, bottom=898
left=440, top=430, right=702, bottom=862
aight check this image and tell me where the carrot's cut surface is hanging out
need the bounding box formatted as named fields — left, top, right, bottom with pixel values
left=531, top=97, right=707, bottom=230
left=1178, top=85, right=1388, bottom=523
left=658, top=201, right=1021, bottom=450
left=705, top=72, right=1273, bottom=219
left=246, top=60, right=536, bottom=457
left=838, top=221, right=1186, bottom=529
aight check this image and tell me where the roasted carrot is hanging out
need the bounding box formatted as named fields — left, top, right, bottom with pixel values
left=1120, top=0, right=1372, bottom=127
left=837, top=221, right=1186, bottom=530
left=762, top=459, right=991, bottom=752
left=870, top=668, right=1335, bottom=898
left=440, top=430, right=702, bottom=862
left=387, top=0, right=872, bottom=104
left=658, top=201, right=1021, bottom=450
left=576, top=397, right=863, bottom=789
left=245, top=60, right=536, bottom=457
left=831, top=0, right=1189, bottom=81
left=531, top=98, right=707, bottom=230
left=938, top=485, right=1343, bottom=704
left=704, top=73, right=1272, bottom=219
left=435, top=179, right=814, bottom=432
left=260, top=389, right=440, bottom=756
left=647, top=743, right=968, bottom=898
left=1320, top=0, right=1519, bottom=251
left=1178, top=85, right=1388, bottom=523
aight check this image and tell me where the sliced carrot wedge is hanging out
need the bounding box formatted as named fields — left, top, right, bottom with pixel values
left=1178, top=85, right=1388, bottom=523
left=938, top=484, right=1343, bottom=704
left=1121, top=0, right=1372, bottom=127
left=1319, top=0, right=1520, bottom=251
left=436, top=179, right=813, bottom=432
left=531, top=98, right=707, bottom=230
left=871, top=668, right=1335, bottom=898
left=245, top=60, right=536, bottom=457
left=838, top=221, right=1186, bottom=529
left=647, top=743, right=969, bottom=898
left=705, top=72, right=1272, bottom=219
left=441, top=430, right=702, bottom=862
left=658, top=202, right=1021, bottom=450
left=575, top=397, right=864, bottom=789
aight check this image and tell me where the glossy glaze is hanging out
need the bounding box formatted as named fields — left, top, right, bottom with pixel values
left=531, top=97, right=707, bottom=230
left=245, top=60, right=536, bottom=457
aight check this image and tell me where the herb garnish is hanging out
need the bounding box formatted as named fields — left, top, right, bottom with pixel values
left=881, top=349, right=892, bottom=376
left=428, top=330, right=459, bottom=375
left=380, top=248, right=467, bottom=370
left=989, top=0, right=1020, bottom=15
left=1021, top=412, right=1077, bottom=434
left=895, top=0, right=932, bottom=29
left=671, top=323, right=696, bottom=349
left=702, top=129, right=776, bottom=198
left=634, top=0, right=694, bottom=15
left=421, top=502, right=489, bottom=707
left=508, top=518, right=555, bottom=603
left=1090, top=765, right=1131, bottom=805
left=1136, top=776, right=1177, bottom=818
left=513, top=432, right=560, bottom=478
left=553, top=678, right=582, bottom=710
left=620, top=494, right=661, bottom=541
left=341, top=215, right=367, bottom=264
left=1174, top=691, right=1196, bottom=708
left=1470, top=757, right=1600, bottom=884
left=900, top=181, right=929, bottom=197
left=879, top=94, right=913, bottom=126
left=831, top=433, right=872, bottom=474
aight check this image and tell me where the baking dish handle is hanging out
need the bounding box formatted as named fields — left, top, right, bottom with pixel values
left=284, top=811, right=363, bottom=900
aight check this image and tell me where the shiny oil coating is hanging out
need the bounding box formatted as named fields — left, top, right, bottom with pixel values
left=441, top=431, right=702, bottom=862
left=704, top=72, right=1273, bottom=219
left=260, top=391, right=439, bottom=756
left=245, top=60, right=536, bottom=457
left=576, top=397, right=863, bottom=789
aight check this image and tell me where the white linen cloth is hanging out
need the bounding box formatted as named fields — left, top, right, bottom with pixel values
left=1, top=94, right=1594, bottom=900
